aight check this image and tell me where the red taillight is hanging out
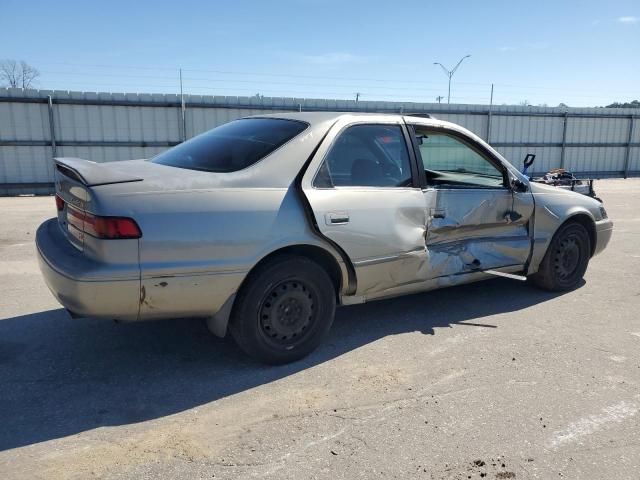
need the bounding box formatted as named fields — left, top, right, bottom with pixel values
left=91, top=217, right=142, bottom=239
left=66, top=206, right=141, bottom=239
left=55, top=195, right=65, bottom=211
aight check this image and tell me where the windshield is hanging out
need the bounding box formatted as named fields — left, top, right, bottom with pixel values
left=151, top=118, right=308, bottom=172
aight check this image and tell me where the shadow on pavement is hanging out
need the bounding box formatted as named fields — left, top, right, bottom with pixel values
left=0, top=277, right=572, bottom=451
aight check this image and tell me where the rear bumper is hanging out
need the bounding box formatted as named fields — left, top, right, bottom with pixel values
left=593, top=218, right=613, bottom=257
left=36, top=218, right=141, bottom=320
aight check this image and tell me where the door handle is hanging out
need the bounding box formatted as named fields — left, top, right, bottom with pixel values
left=504, top=211, right=523, bottom=223
left=326, top=212, right=350, bottom=225
left=430, top=208, right=446, bottom=219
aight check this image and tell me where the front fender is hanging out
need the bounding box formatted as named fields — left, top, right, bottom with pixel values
left=528, top=183, right=601, bottom=274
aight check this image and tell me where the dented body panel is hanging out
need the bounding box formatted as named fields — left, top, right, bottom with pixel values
left=305, top=186, right=429, bottom=295
left=424, top=188, right=533, bottom=277
left=36, top=112, right=613, bottom=335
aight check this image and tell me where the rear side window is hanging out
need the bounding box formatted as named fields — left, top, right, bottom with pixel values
left=151, top=118, right=308, bottom=172
left=314, top=124, right=412, bottom=188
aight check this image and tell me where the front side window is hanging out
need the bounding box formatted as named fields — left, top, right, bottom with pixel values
left=314, top=124, right=413, bottom=188
left=413, top=128, right=505, bottom=188
left=152, top=118, right=308, bottom=172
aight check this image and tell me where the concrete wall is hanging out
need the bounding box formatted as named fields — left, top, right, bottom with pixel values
left=1, top=88, right=638, bottom=195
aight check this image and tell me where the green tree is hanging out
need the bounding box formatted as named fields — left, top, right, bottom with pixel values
left=605, top=100, right=640, bottom=108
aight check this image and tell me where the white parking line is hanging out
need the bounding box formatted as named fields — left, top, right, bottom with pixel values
left=549, top=400, right=639, bottom=449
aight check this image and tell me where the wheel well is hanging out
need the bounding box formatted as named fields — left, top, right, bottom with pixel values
left=565, top=214, right=597, bottom=257
left=248, top=245, right=343, bottom=298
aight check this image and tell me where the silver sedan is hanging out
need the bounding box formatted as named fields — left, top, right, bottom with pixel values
left=36, top=112, right=613, bottom=363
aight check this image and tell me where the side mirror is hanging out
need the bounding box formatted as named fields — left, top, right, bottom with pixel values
left=511, top=177, right=528, bottom=193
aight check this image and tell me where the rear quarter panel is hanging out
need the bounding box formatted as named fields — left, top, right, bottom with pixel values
left=123, top=186, right=340, bottom=319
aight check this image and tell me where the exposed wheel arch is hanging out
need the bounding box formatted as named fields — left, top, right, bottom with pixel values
left=206, top=244, right=349, bottom=338
left=250, top=245, right=345, bottom=298
left=529, top=219, right=591, bottom=291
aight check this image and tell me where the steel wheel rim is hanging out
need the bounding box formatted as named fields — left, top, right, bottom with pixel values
left=258, top=279, right=315, bottom=347
left=554, top=234, right=582, bottom=281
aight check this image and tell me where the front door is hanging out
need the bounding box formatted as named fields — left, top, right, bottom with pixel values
left=301, top=117, right=434, bottom=297
left=408, top=123, right=534, bottom=278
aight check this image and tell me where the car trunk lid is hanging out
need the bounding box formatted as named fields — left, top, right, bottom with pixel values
left=55, top=157, right=144, bottom=187
left=54, top=157, right=144, bottom=251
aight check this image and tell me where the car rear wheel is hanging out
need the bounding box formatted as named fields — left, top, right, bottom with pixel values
left=529, top=221, right=591, bottom=291
left=229, top=255, right=336, bottom=364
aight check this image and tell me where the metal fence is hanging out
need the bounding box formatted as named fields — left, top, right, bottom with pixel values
left=1, top=87, right=639, bottom=195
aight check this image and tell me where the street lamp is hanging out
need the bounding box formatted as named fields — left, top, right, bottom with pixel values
left=434, top=55, right=471, bottom=104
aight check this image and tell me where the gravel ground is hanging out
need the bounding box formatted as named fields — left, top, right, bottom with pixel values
left=1, top=179, right=639, bottom=479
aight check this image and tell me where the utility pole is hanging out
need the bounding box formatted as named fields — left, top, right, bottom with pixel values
left=179, top=68, right=186, bottom=142
left=433, top=55, right=471, bottom=104
left=355, top=92, right=360, bottom=103
left=487, top=83, right=494, bottom=142
left=436, top=95, right=444, bottom=104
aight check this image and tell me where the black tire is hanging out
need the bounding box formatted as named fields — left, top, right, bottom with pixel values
left=229, top=255, right=336, bottom=364
left=529, top=221, right=591, bottom=291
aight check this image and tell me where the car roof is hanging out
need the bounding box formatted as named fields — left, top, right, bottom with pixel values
left=248, top=111, right=437, bottom=126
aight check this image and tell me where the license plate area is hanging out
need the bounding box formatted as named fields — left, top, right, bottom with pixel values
left=64, top=205, right=85, bottom=251
left=67, top=223, right=85, bottom=246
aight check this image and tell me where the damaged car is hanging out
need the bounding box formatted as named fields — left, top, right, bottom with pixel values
left=36, top=112, right=613, bottom=364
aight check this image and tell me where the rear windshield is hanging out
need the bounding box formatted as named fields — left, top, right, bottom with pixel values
left=151, top=118, right=308, bottom=172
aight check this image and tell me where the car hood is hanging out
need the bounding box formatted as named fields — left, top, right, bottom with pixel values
left=528, top=181, right=585, bottom=197
left=529, top=180, right=603, bottom=216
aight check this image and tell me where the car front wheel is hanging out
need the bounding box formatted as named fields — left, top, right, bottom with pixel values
left=529, top=221, right=591, bottom=291
left=229, top=255, right=336, bottom=364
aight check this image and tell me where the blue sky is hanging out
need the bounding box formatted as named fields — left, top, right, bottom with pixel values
left=2, top=0, right=639, bottom=106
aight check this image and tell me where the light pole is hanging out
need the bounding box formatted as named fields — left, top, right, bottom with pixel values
left=433, top=55, right=471, bottom=104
